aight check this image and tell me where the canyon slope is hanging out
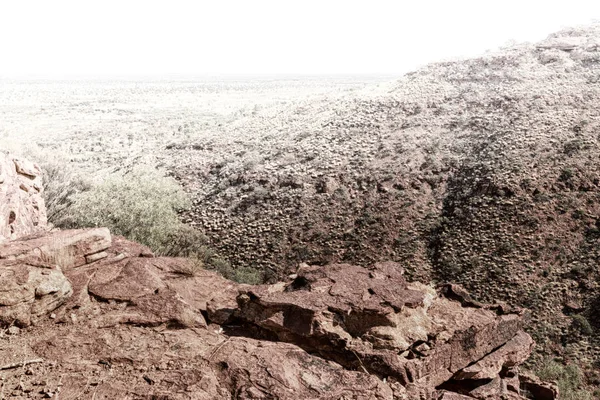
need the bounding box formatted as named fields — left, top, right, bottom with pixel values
left=165, top=25, right=600, bottom=372
left=0, top=154, right=555, bottom=399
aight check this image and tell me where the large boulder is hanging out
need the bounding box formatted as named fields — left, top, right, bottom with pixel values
left=211, top=337, right=395, bottom=400
left=0, top=228, right=112, bottom=268
left=0, top=153, right=47, bottom=242
left=0, top=261, right=72, bottom=327
left=0, top=228, right=112, bottom=327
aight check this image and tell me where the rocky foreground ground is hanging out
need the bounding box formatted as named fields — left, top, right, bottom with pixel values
left=0, top=154, right=557, bottom=397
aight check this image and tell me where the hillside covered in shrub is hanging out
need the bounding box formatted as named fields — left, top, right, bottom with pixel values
left=162, top=25, right=600, bottom=381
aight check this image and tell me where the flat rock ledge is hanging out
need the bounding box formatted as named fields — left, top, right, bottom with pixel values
left=0, top=228, right=556, bottom=399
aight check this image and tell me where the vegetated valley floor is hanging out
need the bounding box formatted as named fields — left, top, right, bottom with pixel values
left=2, top=25, right=600, bottom=382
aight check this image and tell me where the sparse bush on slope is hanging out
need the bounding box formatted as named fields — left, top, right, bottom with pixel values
left=61, top=167, right=260, bottom=283
left=536, top=360, right=593, bottom=400
left=64, top=166, right=190, bottom=251
left=11, top=148, right=258, bottom=283
left=30, top=151, right=91, bottom=227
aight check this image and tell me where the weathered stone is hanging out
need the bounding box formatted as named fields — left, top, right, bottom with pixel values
left=0, top=262, right=72, bottom=327
left=467, top=375, right=525, bottom=399
left=0, top=233, right=550, bottom=398
left=93, top=288, right=206, bottom=329
left=0, top=153, right=47, bottom=242
left=212, top=337, right=394, bottom=400
left=88, top=257, right=168, bottom=301
left=7, top=325, right=20, bottom=335
left=233, top=262, right=530, bottom=395
left=454, top=331, right=534, bottom=380
left=0, top=228, right=111, bottom=269
left=12, top=157, right=41, bottom=178
left=519, top=372, right=559, bottom=400
left=0, top=226, right=110, bottom=327
left=85, top=251, right=108, bottom=263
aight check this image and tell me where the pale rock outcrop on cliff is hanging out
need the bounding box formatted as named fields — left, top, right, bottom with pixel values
left=0, top=153, right=47, bottom=242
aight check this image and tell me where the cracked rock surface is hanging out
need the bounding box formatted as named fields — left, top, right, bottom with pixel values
left=0, top=229, right=554, bottom=399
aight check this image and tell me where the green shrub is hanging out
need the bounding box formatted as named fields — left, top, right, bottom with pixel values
left=159, top=224, right=211, bottom=257
left=559, top=168, right=575, bottom=182
left=232, top=266, right=264, bottom=285
left=199, top=258, right=263, bottom=285
left=571, top=314, right=593, bottom=336
left=24, top=148, right=259, bottom=284
left=33, top=153, right=91, bottom=226
left=536, top=360, right=593, bottom=400
left=64, top=167, right=191, bottom=252
left=57, top=165, right=256, bottom=283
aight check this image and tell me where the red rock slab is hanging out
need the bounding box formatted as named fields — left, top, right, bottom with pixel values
left=454, top=331, right=534, bottom=380
left=212, top=336, right=395, bottom=400
left=0, top=228, right=111, bottom=269
left=0, top=262, right=72, bottom=326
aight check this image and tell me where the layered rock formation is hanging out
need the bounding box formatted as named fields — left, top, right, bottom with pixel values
left=0, top=153, right=47, bottom=241
left=0, top=157, right=556, bottom=399
left=0, top=227, right=111, bottom=327
left=1, top=232, right=554, bottom=399
left=229, top=264, right=539, bottom=398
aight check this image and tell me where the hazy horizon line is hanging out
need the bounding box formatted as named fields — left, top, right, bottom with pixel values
left=0, top=72, right=407, bottom=81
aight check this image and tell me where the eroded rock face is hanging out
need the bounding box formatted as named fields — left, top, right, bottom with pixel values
left=0, top=153, right=47, bottom=242
left=0, top=228, right=111, bottom=268
left=0, top=228, right=112, bottom=326
left=213, top=337, right=395, bottom=400
left=0, top=262, right=71, bottom=327
left=228, top=262, right=539, bottom=399
left=0, top=230, right=552, bottom=399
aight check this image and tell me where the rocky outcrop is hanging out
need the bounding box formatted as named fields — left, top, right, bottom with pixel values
left=0, top=262, right=71, bottom=327
left=0, top=153, right=47, bottom=242
left=0, top=227, right=555, bottom=399
left=0, top=227, right=111, bottom=268
left=0, top=228, right=111, bottom=326
left=225, top=262, right=538, bottom=399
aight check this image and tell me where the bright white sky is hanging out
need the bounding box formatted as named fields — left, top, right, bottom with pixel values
left=1, top=0, right=599, bottom=78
